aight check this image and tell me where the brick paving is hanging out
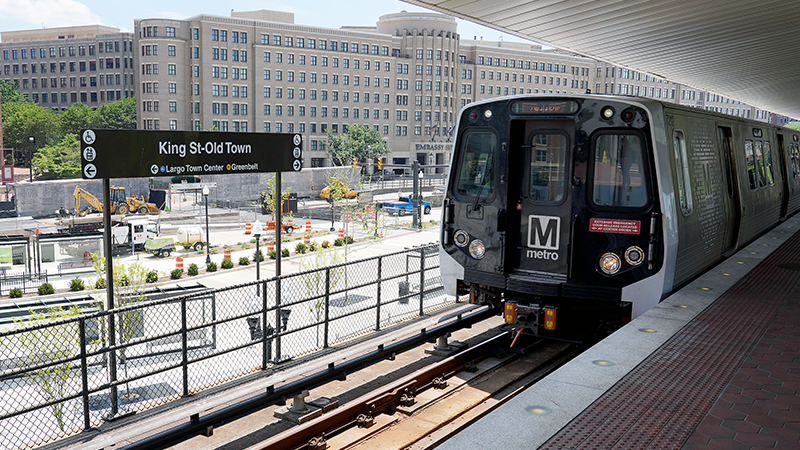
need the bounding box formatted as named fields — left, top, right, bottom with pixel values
left=541, top=232, right=800, bottom=449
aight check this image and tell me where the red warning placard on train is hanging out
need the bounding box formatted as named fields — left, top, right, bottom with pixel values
left=589, top=218, right=641, bottom=234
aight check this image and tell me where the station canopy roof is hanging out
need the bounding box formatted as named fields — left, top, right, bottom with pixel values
left=402, top=0, right=800, bottom=120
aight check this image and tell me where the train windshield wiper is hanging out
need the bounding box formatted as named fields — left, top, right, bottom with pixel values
left=472, top=169, right=487, bottom=211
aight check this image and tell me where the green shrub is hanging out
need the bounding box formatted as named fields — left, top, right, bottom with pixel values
left=95, top=278, right=107, bottom=289
left=206, top=261, right=218, bottom=272
left=344, top=236, right=354, bottom=245
left=308, top=242, right=320, bottom=252
left=255, top=249, right=265, bottom=262
left=267, top=250, right=276, bottom=260
left=221, top=258, right=234, bottom=269
left=209, top=247, right=219, bottom=254
left=334, top=238, right=344, bottom=247
left=9, top=288, right=22, bottom=298
left=117, top=274, right=130, bottom=287
left=281, top=248, right=290, bottom=257
left=187, top=263, right=199, bottom=276
left=295, top=243, right=307, bottom=254
left=238, top=256, right=250, bottom=266
left=170, top=269, right=183, bottom=280
left=38, top=283, right=55, bottom=296
left=321, top=240, right=331, bottom=249
left=69, top=278, right=85, bottom=292
left=146, top=270, right=159, bottom=283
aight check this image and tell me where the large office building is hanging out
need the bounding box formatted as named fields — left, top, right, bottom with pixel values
left=135, top=10, right=595, bottom=168
left=0, top=25, right=136, bottom=109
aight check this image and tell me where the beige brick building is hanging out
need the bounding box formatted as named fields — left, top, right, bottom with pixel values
left=134, top=10, right=593, bottom=168
left=0, top=25, right=135, bottom=108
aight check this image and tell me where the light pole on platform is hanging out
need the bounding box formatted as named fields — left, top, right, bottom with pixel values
left=203, top=186, right=211, bottom=265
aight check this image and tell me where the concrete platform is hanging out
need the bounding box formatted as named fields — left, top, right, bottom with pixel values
left=439, top=216, right=800, bottom=449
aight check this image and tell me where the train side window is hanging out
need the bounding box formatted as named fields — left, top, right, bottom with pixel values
left=672, top=130, right=693, bottom=215
left=745, top=140, right=757, bottom=190
left=456, top=132, right=496, bottom=198
left=762, top=141, right=775, bottom=186
left=591, top=132, right=649, bottom=208
left=528, top=133, right=567, bottom=202
left=793, top=144, right=800, bottom=179
left=754, top=140, right=767, bottom=187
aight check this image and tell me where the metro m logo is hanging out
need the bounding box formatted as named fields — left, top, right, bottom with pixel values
left=527, top=215, right=561, bottom=250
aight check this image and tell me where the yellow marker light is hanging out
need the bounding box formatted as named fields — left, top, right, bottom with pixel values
left=544, top=307, right=557, bottom=330
left=700, top=287, right=712, bottom=291
left=593, top=360, right=615, bottom=366
left=504, top=303, right=517, bottom=324
left=525, top=406, right=552, bottom=415
left=639, top=328, right=657, bottom=333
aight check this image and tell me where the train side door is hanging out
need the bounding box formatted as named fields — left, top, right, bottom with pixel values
left=718, top=126, right=741, bottom=255
left=777, top=133, right=790, bottom=220
left=506, top=120, right=574, bottom=278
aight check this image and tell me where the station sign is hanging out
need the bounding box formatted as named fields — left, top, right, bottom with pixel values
left=80, top=129, right=302, bottom=179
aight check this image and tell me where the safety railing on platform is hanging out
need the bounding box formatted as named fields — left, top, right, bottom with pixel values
left=0, top=271, right=48, bottom=296
left=0, top=243, right=447, bottom=450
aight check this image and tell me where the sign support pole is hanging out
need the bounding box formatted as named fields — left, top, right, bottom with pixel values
left=102, top=178, right=119, bottom=417
left=275, top=172, right=282, bottom=277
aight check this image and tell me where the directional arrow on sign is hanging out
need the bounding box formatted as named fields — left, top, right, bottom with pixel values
left=83, top=164, right=97, bottom=179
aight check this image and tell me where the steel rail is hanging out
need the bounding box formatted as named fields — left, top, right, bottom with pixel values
left=247, top=328, right=511, bottom=450
left=119, top=305, right=496, bottom=450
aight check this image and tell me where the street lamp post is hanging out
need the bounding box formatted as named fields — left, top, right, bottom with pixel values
left=329, top=198, right=336, bottom=232
left=254, top=232, right=261, bottom=281
left=203, top=186, right=211, bottom=265
left=27, top=136, right=35, bottom=183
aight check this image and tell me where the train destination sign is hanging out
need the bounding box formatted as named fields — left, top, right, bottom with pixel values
left=510, top=100, right=579, bottom=115
left=80, top=129, right=302, bottom=179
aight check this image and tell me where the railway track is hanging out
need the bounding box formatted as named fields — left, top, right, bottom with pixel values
left=155, top=312, right=585, bottom=450
left=246, top=332, right=580, bottom=450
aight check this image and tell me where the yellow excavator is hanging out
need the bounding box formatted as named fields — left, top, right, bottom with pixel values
left=73, top=186, right=159, bottom=216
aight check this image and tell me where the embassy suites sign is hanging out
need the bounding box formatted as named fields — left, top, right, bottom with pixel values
left=81, top=129, right=302, bottom=179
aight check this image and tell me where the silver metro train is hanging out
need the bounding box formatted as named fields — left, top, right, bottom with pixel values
left=439, top=94, right=800, bottom=341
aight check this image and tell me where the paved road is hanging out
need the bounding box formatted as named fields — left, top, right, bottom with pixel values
left=4, top=202, right=441, bottom=295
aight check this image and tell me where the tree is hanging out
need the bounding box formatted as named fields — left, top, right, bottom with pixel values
left=259, top=174, right=293, bottom=220
left=299, top=248, right=345, bottom=346
left=10, top=307, right=82, bottom=431
left=32, top=133, right=81, bottom=179
left=0, top=101, right=61, bottom=152
left=95, top=96, right=136, bottom=130
left=60, top=103, right=98, bottom=136
left=786, top=122, right=800, bottom=131
left=0, top=80, right=30, bottom=105
left=326, top=124, right=390, bottom=167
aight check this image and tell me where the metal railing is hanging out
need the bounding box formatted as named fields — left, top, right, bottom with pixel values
left=0, top=244, right=447, bottom=450
left=0, top=271, right=49, bottom=296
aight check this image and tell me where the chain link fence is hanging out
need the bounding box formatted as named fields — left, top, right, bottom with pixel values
left=0, top=243, right=447, bottom=450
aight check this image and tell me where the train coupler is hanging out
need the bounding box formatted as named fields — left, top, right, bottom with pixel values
left=504, top=302, right=558, bottom=338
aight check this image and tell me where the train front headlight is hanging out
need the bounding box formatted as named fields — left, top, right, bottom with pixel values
left=453, top=229, right=470, bottom=248
left=625, top=246, right=645, bottom=266
left=468, top=239, right=486, bottom=259
left=599, top=252, right=621, bottom=275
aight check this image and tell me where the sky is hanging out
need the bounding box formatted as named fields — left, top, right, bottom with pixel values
left=0, top=0, right=532, bottom=44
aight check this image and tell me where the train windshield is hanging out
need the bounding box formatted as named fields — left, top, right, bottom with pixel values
left=456, top=132, right=496, bottom=198
left=591, top=132, right=649, bottom=208
left=529, top=133, right=568, bottom=202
